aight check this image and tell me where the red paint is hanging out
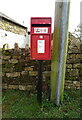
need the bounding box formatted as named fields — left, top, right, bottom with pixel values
left=30, top=17, right=52, bottom=60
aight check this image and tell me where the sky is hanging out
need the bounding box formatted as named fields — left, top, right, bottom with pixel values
left=0, top=0, right=81, bottom=33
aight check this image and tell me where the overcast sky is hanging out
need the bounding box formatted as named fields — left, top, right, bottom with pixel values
left=0, top=0, right=81, bottom=32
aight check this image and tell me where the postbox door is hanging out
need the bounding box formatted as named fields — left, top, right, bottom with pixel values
left=31, top=35, right=51, bottom=60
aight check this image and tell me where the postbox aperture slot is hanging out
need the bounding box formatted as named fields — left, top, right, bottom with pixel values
left=32, top=24, right=51, bottom=27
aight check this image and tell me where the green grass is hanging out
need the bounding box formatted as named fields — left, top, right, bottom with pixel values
left=2, top=89, right=81, bottom=119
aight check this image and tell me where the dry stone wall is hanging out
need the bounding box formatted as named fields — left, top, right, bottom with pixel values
left=1, top=33, right=81, bottom=91
left=65, top=32, right=81, bottom=89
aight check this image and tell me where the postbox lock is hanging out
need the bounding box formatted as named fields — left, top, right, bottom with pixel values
left=39, top=36, right=43, bottom=39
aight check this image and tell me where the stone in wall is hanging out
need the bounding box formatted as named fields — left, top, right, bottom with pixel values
left=73, top=64, right=81, bottom=69
left=76, top=54, right=81, bottom=59
left=43, top=71, right=51, bottom=77
left=14, top=43, right=22, bottom=55
left=12, top=56, right=21, bottom=59
left=25, top=67, right=33, bottom=71
left=2, top=68, right=13, bottom=73
left=6, top=72, right=20, bottom=77
left=21, top=71, right=29, bottom=76
left=8, top=85, right=19, bottom=90
left=68, top=59, right=80, bottom=64
left=2, top=56, right=11, bottom=60
left=66, top=64, right=72, bottom=69
left=9, top=59, right=18, bottom=64
left=19, top=85, right=36, bottom=91
left=29, top=71, right=38, bottom=76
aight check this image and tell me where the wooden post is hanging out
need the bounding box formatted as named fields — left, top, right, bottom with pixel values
left=50, top=0, right=70, bottom=104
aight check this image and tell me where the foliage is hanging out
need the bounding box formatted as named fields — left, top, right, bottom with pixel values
left=2, top=89, right=80, bottom=119
left=72, top=24, right=82, bottom=40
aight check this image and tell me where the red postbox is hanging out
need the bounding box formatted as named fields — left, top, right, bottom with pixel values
left=30, top=17, right=52, bottom=60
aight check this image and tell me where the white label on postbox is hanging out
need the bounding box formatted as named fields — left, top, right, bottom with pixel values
left=34, top=28, right=48, bottom=33
left=38, top=40, right=45, bottom=53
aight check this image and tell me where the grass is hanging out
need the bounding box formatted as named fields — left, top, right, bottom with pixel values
left=2, top=89, right=81, bottom=119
